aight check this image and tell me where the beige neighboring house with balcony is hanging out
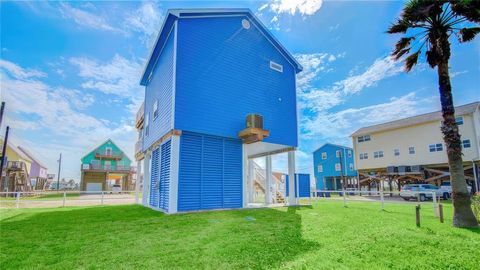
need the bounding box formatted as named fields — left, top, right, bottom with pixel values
left=134, top=102, right=145, bottom=201
left=351, top=102, right=480, bottom=192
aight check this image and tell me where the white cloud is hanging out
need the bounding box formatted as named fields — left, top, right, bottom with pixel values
left=58, top=3, right=123, bottom=34
left=1, top=60, right=137, bottom=180
left=294, top=53, right=341, bottom=91
left=125, top=2, right=163, bottom=47
left=269, top=0, right=323, bottom=16
left=450, top=70, right=468, bottom=78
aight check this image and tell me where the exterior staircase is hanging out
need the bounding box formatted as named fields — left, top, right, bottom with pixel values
left=252, top=161, right=286, bottom=204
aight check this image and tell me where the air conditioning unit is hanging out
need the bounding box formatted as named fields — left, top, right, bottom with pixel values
left=246, top=114, right=264, bottom=129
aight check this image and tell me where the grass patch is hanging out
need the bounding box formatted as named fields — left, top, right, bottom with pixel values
left=1, top=201, right=479, bottom=269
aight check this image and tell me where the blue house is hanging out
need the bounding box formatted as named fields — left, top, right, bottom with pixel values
left=313, top=143, right=357, bottom=191
left=139, top=9, right=303, bottom=213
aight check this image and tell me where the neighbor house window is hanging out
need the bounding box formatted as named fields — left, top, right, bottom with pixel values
left=429, top=143, right=443, bottom=152
left=409, top=146, right=415, bottom=154
left=394, top=149, right=400, bottom=156
left=317, top=165, right=323, bottom=173
left=358, top=135, right=371, bottom=143
left=455, top=116, right=464, bottom=125
left=348, top=150, right=352, bottom=157
left=153, top=99, right=159, bottom=119
left=322, top=152, right=327, bottom=160
left=269, top=61, right=283, bottom=73
left=349, top=163, right=354, bottom=171
left=374, top=151, right=384, bottom=158
left=335, top=163, right=341, bottom=171
left=462, top=139, right=471, bottom=148
left=105, top=147, right=112, bottom=155
left=360, top=153, right=368, bottom=160
left=336, top=150, right=341, bottom=158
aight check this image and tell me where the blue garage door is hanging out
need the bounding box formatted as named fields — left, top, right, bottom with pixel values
left=178, top=132, right=242, bottom=211
left=286, top=174, right=311, bottom=198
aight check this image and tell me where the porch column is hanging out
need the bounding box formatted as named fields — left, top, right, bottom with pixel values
left=248, top=159, right=254, bottom=204
left=135, top=160, right=142, bottom=204
left=288, top=151, right=296, bottom=205
left=265, top=155, right=272, bottom=205
left=142, top=152, right=151, bottom=206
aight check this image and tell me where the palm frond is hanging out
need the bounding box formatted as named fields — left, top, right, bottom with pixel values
left=405, top=51, right=420, bottom=72
left=393, top=37, right=415, bottom=55
left=459, top=27, right=480, bottom=42
left=387, top=19, right=410, bottom=34
left=450, top=0, right=480, bottom=23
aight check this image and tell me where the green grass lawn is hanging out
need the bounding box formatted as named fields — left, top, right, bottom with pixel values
left=1, top=201, right=479, bottom=269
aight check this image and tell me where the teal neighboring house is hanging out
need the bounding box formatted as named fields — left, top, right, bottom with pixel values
left=80, top=139, right=133, bottom=192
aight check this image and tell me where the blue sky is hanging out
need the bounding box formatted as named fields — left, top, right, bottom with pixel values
left=1, top=0, right=479, bottom=179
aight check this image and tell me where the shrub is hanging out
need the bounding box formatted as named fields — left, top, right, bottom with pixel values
left=472, top=194, right=480, bottom=221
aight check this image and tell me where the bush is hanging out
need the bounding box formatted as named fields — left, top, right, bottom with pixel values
left=472, top=194, right=480, bottom=221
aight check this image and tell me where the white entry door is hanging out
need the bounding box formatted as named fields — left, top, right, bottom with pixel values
left=86, top=183, right=102, bottom=193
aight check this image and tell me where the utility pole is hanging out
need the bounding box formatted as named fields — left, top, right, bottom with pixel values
left=1, top=126, right=9, bottom=191
left=0, top=102, right=5, bottom=128
left=57, top=153, right=62, bottom=191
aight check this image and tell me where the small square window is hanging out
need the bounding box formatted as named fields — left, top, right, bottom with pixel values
left=317, top=165, right=323, bottom=173
left=336, top=150, right=341, bottom=158
left=364, top=135, right=371, bottom=141
left=455, top=116, right=463, bottom=125
left=429, top=144, right=436, bottom=152
left=394, top=149, right=400, bottom=156
left=335, top=163, right=341, bottom=171
left=359, top=153, right=364, bottom=160
left=348, top=150, right=352, bottom=157
left=349, top=163, right=354, bottom=171
left=153, top=99, right=159, bottom=119
left=322, top=152, right=327, bottom=160
left=436, top=144, right=443, bottom=151
left=462, top=139, right=471, bottom=148
left=409, top=146, right=415, bottom=154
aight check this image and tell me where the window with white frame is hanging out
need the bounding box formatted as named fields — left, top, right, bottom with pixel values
left=335, top=163, right=341, bottom=171
left=429, top=143, right=443, bottom=152
left=144, top=113, right=150, bottom=136
left=359, top=153, right=368, bottom=160
left=336, top=150, right=341, bottom=158
left=462, top=139, right=471, bottom=148
left=322, top=152, right=327, bottom=160
left=349, top=163, right=354, bottom=171
left=348, top=150, right=352, bottom=157
left=374, top=151, right=384, bottom=158
left=455, top=116, right=464, bottom=125
left=269, top=61, right=283, bottom=72
left=357, top=135, right=371, bottom=143
left=409, top=146, right=415, bottom=154
left=153, top=99, right=159, bottom=119
left=394, top=149, right=400, bottom=156
left=317, top=165, right=323, bottom=173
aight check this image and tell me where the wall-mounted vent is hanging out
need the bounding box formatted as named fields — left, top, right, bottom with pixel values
left=269, top=61, right=283, bottom=73
left=242, top=19, right=250, bottom=29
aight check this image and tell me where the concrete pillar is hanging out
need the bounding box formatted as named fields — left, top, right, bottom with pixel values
left=135, top=160, right=142, bottom=204
left=288, top=151, right=296, bottom=205
left=265, top=155, right=272, bottom=205
left=248, top=159, right=254, bottom=204
left=142, top=152, right=151, bottom=206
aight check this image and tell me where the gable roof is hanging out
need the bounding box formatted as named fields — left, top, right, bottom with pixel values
left=140, top=8, right=303, bottom=86
left=313, top=143, right=353, bottom=154
left=0, top=138, right=33, bottom=163
left=351, top=101, right=480, bottom=137
left=17, top=146, right=48, bottom=169
left=80, top=139, right=131, bottom=162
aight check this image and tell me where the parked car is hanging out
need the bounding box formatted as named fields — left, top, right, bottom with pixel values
left=111, top=184, right=122, bottom=194
left=400, top=184, right=439, bottom=201
left=438, top=181, right=472, bottom=200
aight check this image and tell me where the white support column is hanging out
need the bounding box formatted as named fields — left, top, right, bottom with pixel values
left=248, top=159, right=254, bottom=205
left=242, top=144, right=248, bottom=208
left=265, top=155, right=272, bottom=205
left=142, top=151, right=151, bottom=206
left=135, top=160, right=142, bottom=204
left=169, top=135, right=180, bottom=213
left=288, top=151, right=296, bottom=205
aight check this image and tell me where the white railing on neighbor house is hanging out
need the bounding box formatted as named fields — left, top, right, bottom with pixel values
left=0, top=190, right=142, bottom=209
left=81, top=164, right=132, bottom=171
left=311, top=189, right=440, bottom=217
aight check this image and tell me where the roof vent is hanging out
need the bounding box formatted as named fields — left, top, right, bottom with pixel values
left=242, top=19, right=250, bottom=29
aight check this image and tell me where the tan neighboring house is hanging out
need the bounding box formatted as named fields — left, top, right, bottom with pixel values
left=351, top=102, right=480, bottom=192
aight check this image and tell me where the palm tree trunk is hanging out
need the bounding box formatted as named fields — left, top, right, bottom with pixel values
left=437, top=60, right=478, bottom=228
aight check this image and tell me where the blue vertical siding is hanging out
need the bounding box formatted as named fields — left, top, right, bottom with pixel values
left=175, top=16, right=297, bottom=147
left=178, top=132, right=243, bottom=212
left=149, top=148, right=160, bottom=207
left=286, top=174, right=311, bottom=198
left=159, top=140, right=171, bottom=211
left=143, top=25, right=175, bottom=151
left=313, top=144, right=356, bottom=190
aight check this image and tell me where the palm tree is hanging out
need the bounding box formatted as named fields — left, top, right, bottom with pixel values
left=387, top=0, right=479, bottom=228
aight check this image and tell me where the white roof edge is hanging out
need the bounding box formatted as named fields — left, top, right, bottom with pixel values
left=351, top=101, right=480, bottom=137
left=312, top=143, right=353, bottom=154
